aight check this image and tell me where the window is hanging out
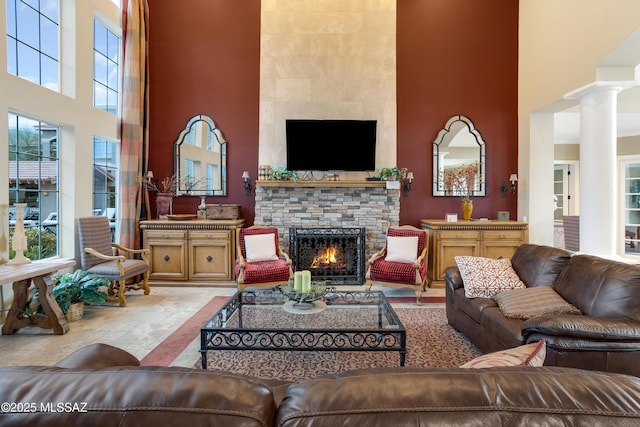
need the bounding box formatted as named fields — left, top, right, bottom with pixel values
left=8, top=113, right=59, bottom=260
left=6, top=0, right=60, bottom=91
left=93, top=137, right=119, bottom=241
left=622, top=159, right=640, bottom=256
left=93, top=19, right=119, bottom=114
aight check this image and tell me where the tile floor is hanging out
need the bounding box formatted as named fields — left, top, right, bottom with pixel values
left=0, top=283, right=444, bottom=368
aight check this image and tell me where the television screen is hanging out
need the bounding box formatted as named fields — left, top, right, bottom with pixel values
left=286, top=119, right=377, bottom=171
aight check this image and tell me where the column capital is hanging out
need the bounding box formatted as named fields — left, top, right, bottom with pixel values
left=564, top=80, right=633, bottom=100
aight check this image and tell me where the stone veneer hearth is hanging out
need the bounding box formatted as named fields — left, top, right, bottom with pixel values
left=254, top=181, right=400, bottom=260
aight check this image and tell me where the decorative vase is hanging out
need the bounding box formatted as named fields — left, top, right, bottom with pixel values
left=156, top=193, right=173, bottom=218
left=461, top=199, right=473, bottom=221
left=8, top=203, right=31, bottom=265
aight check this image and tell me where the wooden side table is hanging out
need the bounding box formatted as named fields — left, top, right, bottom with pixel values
left=1, top=258, right=75, bottom=335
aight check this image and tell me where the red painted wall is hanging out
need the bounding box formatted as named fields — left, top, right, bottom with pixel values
left=397, top=0, right=519, bottom=226
left=147, top=0, right=518, bottom=227
left=147, top=0, right=260, bottom=224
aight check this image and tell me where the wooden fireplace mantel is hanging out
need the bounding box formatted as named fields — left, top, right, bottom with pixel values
left=255, top=180, right=389, bottom=188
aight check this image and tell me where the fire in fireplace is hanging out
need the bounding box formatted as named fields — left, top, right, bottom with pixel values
left=289, top=227, right=366, bottom=285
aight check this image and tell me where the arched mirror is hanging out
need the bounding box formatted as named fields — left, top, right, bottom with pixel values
left=433, top=115, right=486, bottom=197
left=174, top=114, right=227, bottom=196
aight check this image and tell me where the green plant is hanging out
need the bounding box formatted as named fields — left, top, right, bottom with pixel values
left=267, top=167, right=299, bottom=182
left=28, top=270, right=110, bottom=315
left=378, top=167, right=408, bottom=181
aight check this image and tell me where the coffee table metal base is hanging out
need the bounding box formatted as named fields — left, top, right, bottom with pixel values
left=200, top=289, right=406, bottom=369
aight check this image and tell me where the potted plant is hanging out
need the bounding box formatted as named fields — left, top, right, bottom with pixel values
left=28, top=270, right=110, bottom=321
left=379, top=167, right=408, bottom=181
left=267, top=167, right=299, bottom=182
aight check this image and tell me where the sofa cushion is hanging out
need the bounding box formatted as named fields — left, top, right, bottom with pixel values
left=455, top=256, right=526, bottom=298
left=554, top=254, right=640, bottom=321
left=494, top=286, right=581, bottom=320
left=510, top=244, right=573, bottom=288
left=460, top=339, right=546, bottom=368
left=453, top=288, right=497, bottom=323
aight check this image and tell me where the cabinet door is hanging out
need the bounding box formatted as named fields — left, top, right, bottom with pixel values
left=189, top=231, right=232, bottom=280
left=146, top=239, right=188, bottom=281
left=436, top=239, right=480, bottom=282
left=482, top=230, right=524, bottom=260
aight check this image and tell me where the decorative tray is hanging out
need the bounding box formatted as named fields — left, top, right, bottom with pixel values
left=281, top=282, right=330, bottom=304
left=166, top=214, right=198, bottom=221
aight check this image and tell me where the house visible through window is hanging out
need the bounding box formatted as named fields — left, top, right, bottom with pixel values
left=6, top=0, right=60, bottom=91
left=623, top=159, right=640, bottom=256
left=93, top=19, right=119, bottom=114
left=8, top=113, right=59, bottom=260
left=93, top=137, right=119, bottom=241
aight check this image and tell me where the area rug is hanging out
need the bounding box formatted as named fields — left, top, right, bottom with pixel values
left=195, top=306, right=481, bottom=382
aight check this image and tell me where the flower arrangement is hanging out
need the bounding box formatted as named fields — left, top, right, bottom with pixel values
left=443, top=162, right=479, bottom=199
left=145, top=174, right=177, bottom=195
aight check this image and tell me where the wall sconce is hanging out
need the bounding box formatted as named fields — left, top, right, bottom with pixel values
left=242, top=171, right=252, bottom=196
left=145, top=170, right=155, bottom=188
left=402, top=171, right=414, bottom=197
left=501, top=173, right=518, bottom=197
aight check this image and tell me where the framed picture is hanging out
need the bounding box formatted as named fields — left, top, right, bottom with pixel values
left=445, top=213, right=458, bottom=222
left=497, top=211, right=510, bottom=221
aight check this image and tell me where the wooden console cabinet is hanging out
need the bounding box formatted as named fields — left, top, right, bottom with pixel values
left=420, top=219, right=529, bottom=287
left=140, top=219, right=245, bottom=284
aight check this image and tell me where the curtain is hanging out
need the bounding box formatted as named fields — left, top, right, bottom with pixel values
left=119, top=0, right=149, bottom=249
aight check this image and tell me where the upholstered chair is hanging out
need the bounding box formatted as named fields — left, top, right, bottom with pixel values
left=365, top=225, right=429, bottom=304
left=77, top=216, right=150, bottom=307
left=235, top=226, right=294, bottom=290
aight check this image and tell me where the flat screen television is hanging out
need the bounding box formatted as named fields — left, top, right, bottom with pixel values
left=286, top=119, right=377, bottom=171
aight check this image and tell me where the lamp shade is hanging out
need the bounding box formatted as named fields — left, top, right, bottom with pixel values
left=242, top=171, right=251, bottom=180
left=509, top=173, right=518, bottom=183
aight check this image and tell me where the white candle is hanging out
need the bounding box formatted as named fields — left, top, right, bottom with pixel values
left=293, top=271, right=303, bottom=292
left=301, top=270, right=311, bottom=293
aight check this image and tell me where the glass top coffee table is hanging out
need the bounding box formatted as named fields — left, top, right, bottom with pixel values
left=200, top=288, right=406, bottom=369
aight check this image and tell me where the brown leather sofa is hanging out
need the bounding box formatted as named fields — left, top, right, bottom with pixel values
left=445, top=243, right=640, bottom=376
left=2, top=343, right=640, bottom=425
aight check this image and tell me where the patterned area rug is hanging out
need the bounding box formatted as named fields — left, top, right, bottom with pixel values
left=195, top=306, right=481, bottom=381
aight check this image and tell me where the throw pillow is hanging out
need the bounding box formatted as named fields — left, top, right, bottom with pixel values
left=385, top=236, right=419, bottom=263
left=455, top=256, right=526, bottom=298
left=494, top=286, right=581, bottom=320
left=244, top=233, right=279, bottom=262
left=460, top=339, right=546, bottom=369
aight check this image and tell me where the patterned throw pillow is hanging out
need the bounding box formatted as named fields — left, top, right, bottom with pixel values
left=455, top=256, right=526, bottom=298
left=494, top=286, right=581, bottom=320
left=460, top=339, right=546, bottom=368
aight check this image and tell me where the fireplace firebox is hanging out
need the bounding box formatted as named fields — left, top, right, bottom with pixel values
left=289, top=227, right=366, bottom=285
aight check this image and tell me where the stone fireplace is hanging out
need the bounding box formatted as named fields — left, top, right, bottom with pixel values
left=289, top=227, right=366, bottom=285
left=254, top=181, right=400, bottom=270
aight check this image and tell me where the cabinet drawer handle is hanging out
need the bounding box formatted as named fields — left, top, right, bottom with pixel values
left=163, top=255, right=170, bottom=262
left=206, top=255, right=213, bottom=262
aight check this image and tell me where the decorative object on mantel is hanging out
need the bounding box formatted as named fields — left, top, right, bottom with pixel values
left=144, top=174, right=177, bottom=219
left=461, top=199, right=474, bottom=221
left=379, top=167, right=408, bottom=181
left=267, top=166, right=299, bottom=182
left=8, top=203, right=31, bottom=265
left=258, top=165, right=272, bottom=180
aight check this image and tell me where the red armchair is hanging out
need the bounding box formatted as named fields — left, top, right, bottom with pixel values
left=365, top=225, right=429, bottom=304
left=235, top=226, right=294, bottom=290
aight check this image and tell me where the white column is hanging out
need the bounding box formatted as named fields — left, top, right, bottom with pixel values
left=571, top=85, right=621, bottom=255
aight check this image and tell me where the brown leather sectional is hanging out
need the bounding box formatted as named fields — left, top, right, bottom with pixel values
left=1, top=343, right=640, bottom=426
left=445, top=243, right=640, bottom=376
